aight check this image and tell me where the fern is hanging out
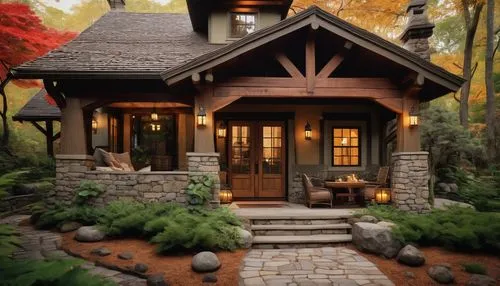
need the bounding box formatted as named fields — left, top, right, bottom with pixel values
left=0, top=224, right=21, bottom=257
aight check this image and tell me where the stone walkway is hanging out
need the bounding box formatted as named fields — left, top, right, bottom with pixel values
left=0, top=215, right=146, bottom=286
left=240, top=248, right=393, bottom=286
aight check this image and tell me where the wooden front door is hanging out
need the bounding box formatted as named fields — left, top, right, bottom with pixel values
left=229, top=121, right=286, bottom=199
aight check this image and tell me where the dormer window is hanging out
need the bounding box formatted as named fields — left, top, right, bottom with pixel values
left=230, top=12, right=256, bottom=38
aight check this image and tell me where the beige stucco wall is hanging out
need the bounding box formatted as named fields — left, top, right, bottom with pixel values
left=208, top=9, right=281, bottom=44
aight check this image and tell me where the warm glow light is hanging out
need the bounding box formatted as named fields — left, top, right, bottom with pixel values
left=217, top=121, right=227, bottom=138
left=341, top=138, right=348, bottom=145
left=91, top=117, right=98, bottom=134
left=151, top=112, right=158, bottom=121
left=219, top=189, right=233, bottom=204
left=197, top=106, right=207, bottom=127
left=409, top=115, right=419, bottom=127
left=305, top=122, right=312, bottom=140
left=375, top=188, right=391, bottom=204
left=151, top=124, right=161, bottom=131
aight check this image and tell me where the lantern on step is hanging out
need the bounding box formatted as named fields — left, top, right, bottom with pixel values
left=217, top=121, right=227, bottom=138
left=409, top=105, right=419, bottom=127
left=304, top=122, right=312, bottom=140
left=219, top=189, right=233, bottom=204
left=375, top=188, right=391, bottom=204
left=197, top=106, right=207, bottom=127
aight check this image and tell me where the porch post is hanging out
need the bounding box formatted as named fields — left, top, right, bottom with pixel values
left=396, top=95, right=420, bottom=152
left=194, top=86, right=215, bottom=153
left=60, top=97, right=87, bottom=155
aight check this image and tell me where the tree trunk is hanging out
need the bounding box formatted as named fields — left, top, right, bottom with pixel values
left=0, top=79, right=9, bottom=148
left=459, top=1, right=484, bottom=128
left=485, top=0, right=496, bottom=160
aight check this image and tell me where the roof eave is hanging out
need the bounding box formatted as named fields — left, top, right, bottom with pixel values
left=10, top=69, right=163, bottom=80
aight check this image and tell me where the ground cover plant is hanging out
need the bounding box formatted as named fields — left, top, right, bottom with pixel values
left=356, top=205, right=500, bottom=254
left=461, top=262, right=488, bottom=275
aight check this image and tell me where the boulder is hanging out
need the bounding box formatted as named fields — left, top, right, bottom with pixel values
left=359, top=215, right=378, bottom=223
left=147, top=274, right=167, bottom=286
left=202, top=273, right=218, bottom=283
left=91, top=247, right=111, bottom=256
left=466, top=274, right=495, bottom=286
left=118, top=252, right=134, bottom=260
left=437, top=182, right=451, bottom=193
left=347, top=217, right=361, bottom=225
left=192, top=251, right=221, bottom=273
left=352, top=222, right=402, bottom=258
left=239, top=228, right=253, bottom=248
left=74, top=226, right=105, bottom=242
left=59, top=222, right=82, bottom=233
left=448, top=183, right=458, bottom=193
left=428, top=265, right=454, bottom=284
left=377, top=221, right=396, bottom=229
left=134, top=263, right=149, bottom=273
left=397, top=245, right=425, bottom=267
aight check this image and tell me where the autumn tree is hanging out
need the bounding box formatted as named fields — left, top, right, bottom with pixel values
left=0, top=3, right=75, bottom=149
left=484, top=0, right=497, bottom=160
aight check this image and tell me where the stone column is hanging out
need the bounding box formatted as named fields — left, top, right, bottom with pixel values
left=187, top=152, right=221, bottom=207
left=391, top=152, right=431, bottom=213
left=54, top=155, right=95, bottom=206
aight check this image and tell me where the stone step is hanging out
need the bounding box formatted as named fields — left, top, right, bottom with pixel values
left=251, top=223, right=352, bottom=236
left=251, top=218, right=349, bottom=225
left=252, top=234, right=352, bottom=249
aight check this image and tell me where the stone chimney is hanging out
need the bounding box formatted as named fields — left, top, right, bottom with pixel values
left=400, top=0, right=435, bottom=61
left=107, top=0, right=125, bottom=10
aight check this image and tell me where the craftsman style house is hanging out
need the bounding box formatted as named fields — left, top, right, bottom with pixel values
left=11, top=0, right=463, bottom=211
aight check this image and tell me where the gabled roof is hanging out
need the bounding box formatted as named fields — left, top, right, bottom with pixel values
left=161, top=6, right=464, bottom=92
left=12, top=90, right=61, bottom=122
left=11, top=12, right=222, bottom=79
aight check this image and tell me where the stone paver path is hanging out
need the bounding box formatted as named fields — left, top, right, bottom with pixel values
left=0, top=215, right=146, bottom=286
left=240, top=247, right=393, bottom=286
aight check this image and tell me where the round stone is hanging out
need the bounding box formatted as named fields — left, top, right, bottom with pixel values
left=90, top=247, right=111, bottom=256
left=59, top=221, right=82, bottom=233
left=147, top=274, right=167, bottom=286
left=134, top=263, right=149, bottom=273
left=74, top=226, right=105, bottom=242
left=238, top=228, right=253, bottom=249
left=428, top=265, right=454, bottom=284
left=202, top=273, right=217, bottom=283
left=359, top=215, right=378, bottom=223
left=466, top=274, right=495, bottom=286
left=192, top=251, right=221, bottom=272
left=118, top=252, right=134, bottom=260
left=397, top=245, right=425, bottom=267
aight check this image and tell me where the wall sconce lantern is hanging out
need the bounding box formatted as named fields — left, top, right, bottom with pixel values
left=91, top=116, right=98, bottom=134
left=197, top=106, right=207, bottom=127
left=219, top=189, right=233, bottom=204
left=305, top=122, right=312, bottom=140
left=375, top=188, right=391, bottom=204
left=217, top=121, right=227, bottom=138
left=409, top=106, right=419, bottom=127
left=151, top=123, right=161, bottom=132
left=151, top=110, right=158, bottom=121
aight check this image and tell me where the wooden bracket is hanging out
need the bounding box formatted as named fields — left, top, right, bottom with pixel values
left=305, top=29, right=316, bottom=93
left=275, top=53, right=304, bottom=79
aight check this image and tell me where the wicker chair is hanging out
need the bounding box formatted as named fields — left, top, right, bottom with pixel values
left=364, top=166, right=390, bottom=201
left=302, top=174, right=333, bottom=208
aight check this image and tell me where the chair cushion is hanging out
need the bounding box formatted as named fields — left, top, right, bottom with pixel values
left=101, top=150, right=122, bottom=169
left=93, top=148, right=107, bottom=167
left=310, top=191, right=331, bottom=200
left=112, top=152, right=135, bottom=171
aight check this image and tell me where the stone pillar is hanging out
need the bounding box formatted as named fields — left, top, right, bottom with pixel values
left=54, top=155, right=95, bottom=206
left=391, top=152, right=431, bottom=213
left=400, top=0, right=435, bottom=61
left=187, top=152, right=221, bottom=207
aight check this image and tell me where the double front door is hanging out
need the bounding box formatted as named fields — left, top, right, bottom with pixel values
left=229, top=121, right=286, bottom=199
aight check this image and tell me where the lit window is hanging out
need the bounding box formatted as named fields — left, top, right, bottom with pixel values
left=333, top=128, right=360, bottom=166
left=230, top=13, right=256, bottom=38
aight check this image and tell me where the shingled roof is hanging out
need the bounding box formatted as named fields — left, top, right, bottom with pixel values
left=12, top=90, right=61, bottom=122
left=11, top=12, right=222, bottom=79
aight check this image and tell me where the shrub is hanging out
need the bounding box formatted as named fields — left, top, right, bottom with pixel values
left=0, top=224, right=20, bottom=257
left=357, top=205, right=500, bottom=253
left=75, top=181, right=104, bottom=205
left=35, top=205, right=102, bottom=229
left=461, top=262, right=487, bottom=275
left=186, top=175, right=213, bottom=206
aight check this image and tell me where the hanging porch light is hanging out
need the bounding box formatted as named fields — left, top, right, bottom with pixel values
left=197, top=106, right=207, bottom=127
left=304, top=122, right=312, bottom=140
left=217, top=121, right=227, bottom=138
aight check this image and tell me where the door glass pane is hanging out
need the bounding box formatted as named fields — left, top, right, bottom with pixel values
left=262, top=125, right=282, bottom=174
left=232, top=125, right=251, bottom=174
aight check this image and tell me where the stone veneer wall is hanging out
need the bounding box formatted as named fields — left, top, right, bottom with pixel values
left=187, top=152, right=221, bottom=207
left=54, top=154, right=196, bottom=207
left=391, top=152, right=431, bottom=213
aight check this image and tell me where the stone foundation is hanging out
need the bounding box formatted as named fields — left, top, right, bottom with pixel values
left=391, top=152, right=431, bottom=213
left=187, top=152, right=221, bottom=207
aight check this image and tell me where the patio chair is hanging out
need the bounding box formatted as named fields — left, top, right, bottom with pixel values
left=302, top=174, right=333, bottom=208
left=364, top=166, right=390, bottom=201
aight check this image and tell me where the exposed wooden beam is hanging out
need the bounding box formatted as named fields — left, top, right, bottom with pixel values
left=374, top=98, right=403, bottom=114
left=275, top=53, right=304, bottom=79
left=212, top=96, right=242, bottom=112
left=205, top=72, right=214, bottom=83
left=53, top=132, right=61, bottom=140
left=317, top=54, right=344, bottom=79
left=31, top=121, right=47, bottom=136
left=192, top=73, right=201, bottom=84
left=45, top=120, right=54, bottom=157
left=305, top=30, right=316, bottom=93
left=216, top=77, right=397, bottom=90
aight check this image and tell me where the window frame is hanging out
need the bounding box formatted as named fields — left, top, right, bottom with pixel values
left=331, top=127, right=361, bottom=167
left=228, top=11, right=258, bottom=39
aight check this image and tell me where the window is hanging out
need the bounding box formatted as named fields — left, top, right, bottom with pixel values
left=332, top=128, right=360, bottom=166
left=230, top=13, right=256, bottom=38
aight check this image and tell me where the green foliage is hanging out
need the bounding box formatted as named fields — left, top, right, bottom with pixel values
left=0, top=170, right=29, bottom=197
left=75, top=180, right=104, bottom=205
left=357, top=205, right=500, bottom=253
left=453, top=167, right=500, bottom=212
left=35, top=205, right=102, bottom=229
left=461, top=262, right=487, bottom=275
left=186, top=175, right=214, bottom=206
left=0, top=224, right=20, bottom=257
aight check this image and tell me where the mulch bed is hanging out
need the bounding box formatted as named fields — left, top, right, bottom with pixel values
left=354, top=246, right=500, bottom=286
left=61, top=231, right=247, bottom=286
